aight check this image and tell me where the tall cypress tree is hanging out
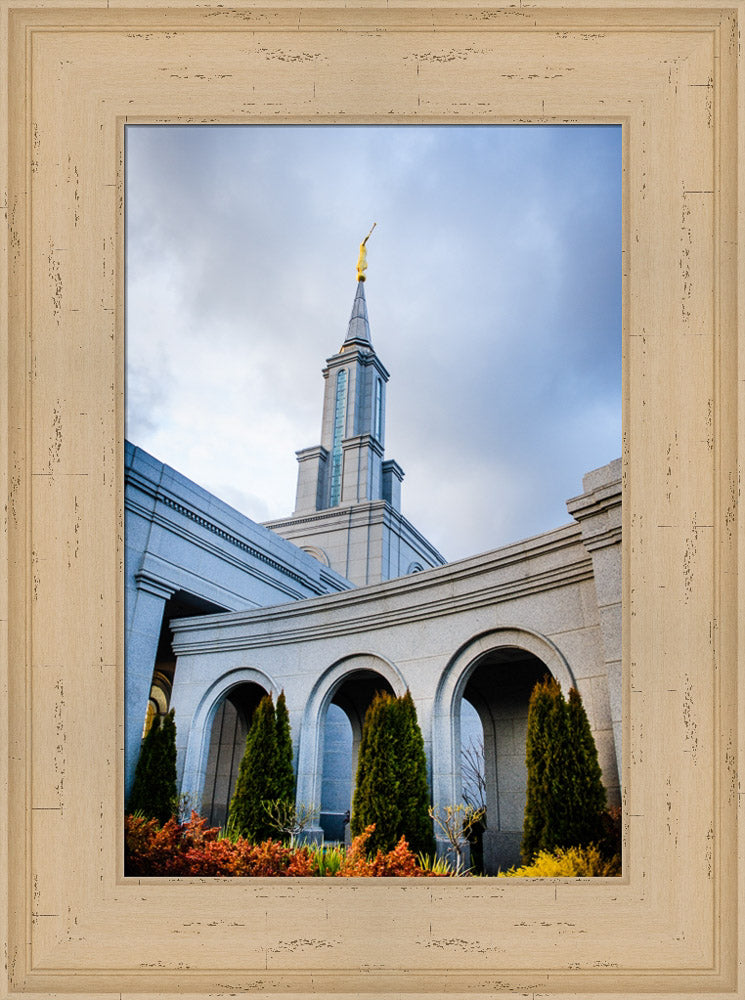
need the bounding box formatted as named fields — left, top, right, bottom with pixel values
left=566, top=686, right=606, bottom=846
left=127, top=709, right=178, bottom=826
left=274, top=690, right=296, bottom=804
left=127, top=712, right=160, bottom=816
left=351, top=690, right=434, bottom=856
left=521, top=677, right=607, bottom=864
left=227, top=694, right=279, bottom=842
left=395, top=691, right=436, bottom=857
left=351, top=692, right=401, bottom=854
left=521, top=676, right=559, bottom=863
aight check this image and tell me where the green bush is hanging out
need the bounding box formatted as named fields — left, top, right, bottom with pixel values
left=274, top=690, right=296, bottom=803
left=597, top=805, right=622, bottom=867
left=566, top=686, right=606, bottom=845
left=227, top=691, right=295, bottom=842
left=521, top=677, right=607, bottom=864
left=351, top=690, right=435, bottom=856
left=127, top=709, right=178, bottom=826
left=393, top=692, right=436, bottom=857
left=351, top=692, right=399, bottom=853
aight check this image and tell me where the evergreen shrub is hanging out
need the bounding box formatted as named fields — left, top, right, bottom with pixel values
left=521, top=677, right=607, bottom=864
left=226, top=690, right=296, bottom=842
left=127, top=709, right=178, bottom=826
left=274, top=690, right=296, bottom=804
left=351, top=690, right=435, bottom=856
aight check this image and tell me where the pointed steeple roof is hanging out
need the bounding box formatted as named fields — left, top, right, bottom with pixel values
left=340, top=280, right=372, bottom=351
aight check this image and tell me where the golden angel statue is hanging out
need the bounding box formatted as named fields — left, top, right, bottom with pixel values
left=356, top=223, right=376, bottom=281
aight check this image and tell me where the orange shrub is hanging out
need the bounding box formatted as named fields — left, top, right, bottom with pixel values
left=125, top=812, right=314, bottom=877
left=337, top=825, right=435, bottom=877
left=125, top=814, right=447, bottom=878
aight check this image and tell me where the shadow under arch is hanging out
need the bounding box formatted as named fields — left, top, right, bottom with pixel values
left=432, top=627, right=576, bottom=873
left=295, top=653, right=407, bottom=837
left=178, top=667, right=279, bottom=818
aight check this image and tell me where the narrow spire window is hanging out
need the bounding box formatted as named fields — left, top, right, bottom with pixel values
left=330, top=369, right=347, bottom=506
left=373, top=377, right=383, bottom=441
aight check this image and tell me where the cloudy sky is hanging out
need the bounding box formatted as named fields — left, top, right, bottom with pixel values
left=125, top=124, right=621, bottom=562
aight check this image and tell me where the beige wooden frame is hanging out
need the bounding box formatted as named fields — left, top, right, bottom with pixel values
left=1, top=2, right=742, bottom=997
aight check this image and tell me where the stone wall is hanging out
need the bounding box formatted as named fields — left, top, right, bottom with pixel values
left=170, top=460, right=622, bottom=872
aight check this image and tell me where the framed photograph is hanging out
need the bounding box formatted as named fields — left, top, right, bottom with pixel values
left=2, top=2, right=741, bottom=997
left=122, top=121, right=622, bottom=876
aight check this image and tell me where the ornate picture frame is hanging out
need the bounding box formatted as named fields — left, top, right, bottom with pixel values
left=1, top=2, right=741, bottom=997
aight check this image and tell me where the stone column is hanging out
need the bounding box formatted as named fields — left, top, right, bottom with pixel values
left=341, top=433, right=384, bottom=505
left=430, top=697, right=471, bottom=868
left=566, top=459, right=622, bottom=791
left=294, top=710, right=325, bottom=845
left=124, top=571, right=173, bottom=801
left=382, top=459, right=404, bottom=512
left=293, top=445, right=328, bottom=514
left=168, top=658, right=208, bottom=814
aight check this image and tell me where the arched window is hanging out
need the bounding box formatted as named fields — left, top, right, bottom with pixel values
left=142, top=698, right=159, bottom=739
left=141, top=675, right=171, bottom=738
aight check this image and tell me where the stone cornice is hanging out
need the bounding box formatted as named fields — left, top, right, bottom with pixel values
left=341, top=433, right=385, bottom=458
left=128, top=499, right=328, bottom=601
left=126, top=481, right=351, bottom=598
left=565, top=460, right=621, bottom=523
left=566, top=483, right=621, bottom=522
left=129, top=492, right=314, bottom=590
left=382, top=459, right=404, bottom=481
left=263, top=498, right=446, bottom=566
left=323, top=349, right=390, bottom=382
left=134, top=570, right=175, bottom=601
left=566, top=465, right=622, bottom=552
left=295, top=445, right=329, bottom=463
left=172, top=557, right=593, bottom=654
left=577, top=524, right=622, bottom=552
left=264, top=500, right=388, bottom=531
left=171, top=522, right=589, bottom=654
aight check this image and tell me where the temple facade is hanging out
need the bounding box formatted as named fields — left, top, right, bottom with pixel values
left=124, top=268, right=621, bottom=873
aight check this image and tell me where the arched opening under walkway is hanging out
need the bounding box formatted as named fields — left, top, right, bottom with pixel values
left=201, top=681, right=267, bottom=828
left=459, top=647, right=550, bottom=874
left=150, top=590, right=228, bottom=724
left=319, top=669, right=395, bottom=843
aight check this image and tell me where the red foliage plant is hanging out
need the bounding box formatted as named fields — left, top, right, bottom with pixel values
left=125, top=813, right=314, bottom=877
left=125, top=814, right=442, bottom=878
left=337, top=825, right=430, bottom=877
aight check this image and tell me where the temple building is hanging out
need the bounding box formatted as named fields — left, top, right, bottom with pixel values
left=124, top=245, right=621, bottom=872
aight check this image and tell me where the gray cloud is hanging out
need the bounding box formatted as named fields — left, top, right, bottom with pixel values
left=126, top=124, right=621, bottom=560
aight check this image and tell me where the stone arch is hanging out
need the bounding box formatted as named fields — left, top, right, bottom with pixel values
left=406, top=561, right=425, bottom=574
left=432, top=627, right=575, bottom=872
left=178, top=667, right=279, bottom=817
left=295, top=653, right=407, bottom=837
left=142, top=669, right=172, bottom=739
left=300, top=544, right=330, bottom=567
